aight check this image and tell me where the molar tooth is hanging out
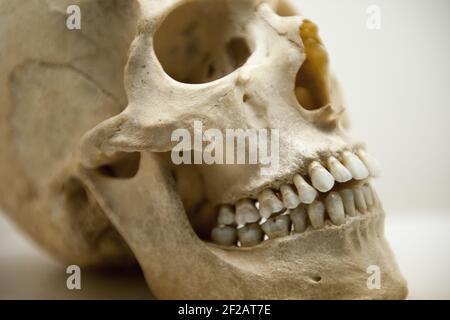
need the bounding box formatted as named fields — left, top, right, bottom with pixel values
left=211, top=226, right=237, bottom=246
left=235, top=199, right=259, bottom=226
left=325, top=192, right=345, bottom=225
left=327, top=156, right=352, bottom=183
left=261, top=215, right=291, bottom=239
left=280, top=184, right=300, bottom=209
left=257, top=189, right=285, bottom=219
left=290, top=206, right=308, bottom=233
left=217, top=205, right=235, bottom=226
left=357, top=150, right=381, bottom=177
left=293, top=174, right=318, bottom=204
left=342, top=152, right=369, bottom=180
left=238, top=223, right=264, bottom=247
left=340, top=189, right=357, bottom=217
left=363, top=185, right=374, bottom=207
left=353, top=187, right=367, bottom=212
left=307, top=201, right=325, bottom=229
left=309, top=161, right=335, bottom=192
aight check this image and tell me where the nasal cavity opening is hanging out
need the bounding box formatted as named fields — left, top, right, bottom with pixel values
left=153, top=0, right=252, bottom=84
left=295, top=20, right=331, bottom=110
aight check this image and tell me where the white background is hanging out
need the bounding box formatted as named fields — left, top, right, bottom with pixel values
left=296, top=0, right=450, bottom=212
left=1, top=0, right=449, bottom=299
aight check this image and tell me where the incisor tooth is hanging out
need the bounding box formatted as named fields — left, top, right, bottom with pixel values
left=261, top=215, right=291, bottom=239
left=342, top=152, right=369, bottom=180
left=363, top=185, right=374, bottom=207
left=217, top=205, right=235, bottom=226
left=353, top=187, right=367, bottom=212
left=357, top=150, right=381, bottom=177
left=307, top=201, right=325, bottom=229
left=280, top=184, right=300, bottom=209
left=293, top=174, right=318, bottom=204
left=340, top=189, right=356, bottom=217
left=238, top=223, right=263, bottom=247
left=327, top=156, right=352, bottom=183
left=211, top=226, right=237, bottom=246
left=309, top=161, right=335, bottom=192
left=290, top=206, right=308, bottom=233
left=325, top=192, right=345, bottom=225
left=258, top=189, right=285, bottom=219
left=235, top=199, right=259, bottom=226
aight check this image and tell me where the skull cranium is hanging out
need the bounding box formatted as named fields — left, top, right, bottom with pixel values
left=0, top=0, right=407, bottom=299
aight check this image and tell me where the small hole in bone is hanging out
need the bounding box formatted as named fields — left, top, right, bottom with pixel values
left=311, top=275, right=322, bottom=283
left=98, top=152, right=141, bottom=179
left=154, top=0, right=252, bottom=84
left=295, top=20, right=330, bottom=110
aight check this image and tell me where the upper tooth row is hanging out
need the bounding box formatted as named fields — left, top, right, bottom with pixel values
left=212, top=184, right=378, bottom=247
left=218, top=150, right=379, bottom=227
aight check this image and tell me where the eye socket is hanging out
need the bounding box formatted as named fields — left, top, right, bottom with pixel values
left=295, top=20, right=331, bottom=110
left=154, top=0, right=252, bottom=84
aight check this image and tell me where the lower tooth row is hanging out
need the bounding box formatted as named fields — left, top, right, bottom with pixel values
left=211, top=185, right=378, bottom=247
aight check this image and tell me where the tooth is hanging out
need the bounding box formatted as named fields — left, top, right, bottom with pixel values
left=261, top=215, right=291, bottom=239
left=290, top=206, right=308, bottom=233
left=370, top=185, right=381, bottom=205
left=353, top=187, right=367, bottom=212
left=217, top=205, right=236, bottom=226
left=363, top=185, right=374, bottom=207
left=325, top=192, right=345, bottom=225
left=235, top=199, right=260, bottom=226
left=340, top=189, right=356, bottom=217
left=357, top=150, right=381, bottom=177
left=280, top=184, right=300, bottom=209
left=293, top=174, right=318, bottom=204
left=309, top=161, right=335, bottom=192
left=342, top=152, right=369, bottom=180
left=327, top=156, right=352, bottom=183
left=257, top=189, right=285, bottom=219
left=211, top=226, right=237, bottom=246
left=307, top=201, right=325, bottom=229
left=238, top=223, right=263, bottom=247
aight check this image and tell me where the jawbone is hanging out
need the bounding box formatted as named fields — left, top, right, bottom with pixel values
left=78, top=151, right=407, bottom=299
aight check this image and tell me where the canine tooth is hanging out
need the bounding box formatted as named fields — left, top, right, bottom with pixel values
left=340, top=189, right=357, bottom=217
left=217, top=205, right=235, bottom=226
left=353, top=187, right=367, bottom=212
left=280, top=184, right=300, bottom=209
left=363, top=185, right=374, bottom=207
left=290, top=206, right=308, bottom=233
left=307, top=201, right=325, bottom=229
left=238, top=223, right=263, bottom=247
left=327, top=156, right=352, bottom=183
left=235, top=199, right=259, bottom=226
left=325, top=192, right=345, bottom=225
left=258, top=189, right=284, bottom=219
left=357, top=150, right=381, bottom=177
left=293, top=174, right=318, bottom=204
left=211, top=226, right=237, bottom=246
left=342, top=152, right=369, bottom=180
left=261, top=215, right=291, bottom=239
left=309, top=161, right=335, bottom=192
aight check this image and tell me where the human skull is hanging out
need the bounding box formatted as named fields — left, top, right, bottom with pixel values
left=0, top=0, right=407, bottom=299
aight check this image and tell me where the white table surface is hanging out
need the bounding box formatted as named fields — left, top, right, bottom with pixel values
left=1, top=211, right=449, bottom=300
